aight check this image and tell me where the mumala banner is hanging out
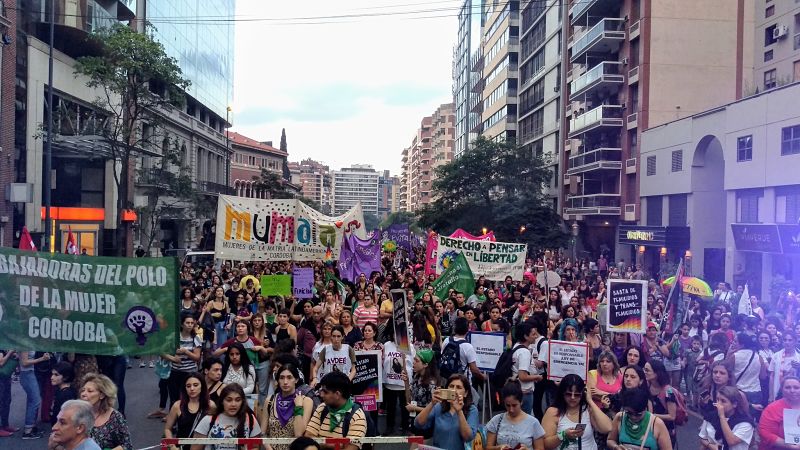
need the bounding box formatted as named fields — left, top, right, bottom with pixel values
left=0, top=248, right=178, bottom=356
left=606, top=279, right=648, bottom=334
left=214, top=195, right=366, bottom=261
left=436, top=235, right=526, bottom=281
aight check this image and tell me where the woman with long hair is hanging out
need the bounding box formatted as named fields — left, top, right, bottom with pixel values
left=190, top=383, right=261, bottom=450
left=759, top=376, right=800, bottom=449
left=310, top=322, right=333, bottom=381
left=221, top=342, right=256, bottom=395
left=587, top=351, right=623, bottom=409
left=583, top=319, right=602, bottom=370
left=338, top=309, right=363, bottom=347
left=610, top=333, right=630, bottom=364
left=403, top=349, right=440, bottom=421
left=162, top=313, right=203, bottom=410
left=414, top=374, right=480, bottom=450
left=353, top=322, right=384, bottom=354
left=624, top=346, right=646, bottom=368
left=260, top=364, right=313, bottom=450
left=80, top=373, right=132, bottom=450
left=198, top=286, right=229, bottom=349
left=606, top=387, right=672, bottom=450
left=557, top=318, right=580, bottom=342
left=546, top=290, right=561, bottom=324
left=164, top=372, right=216, bottom=450
left=542, top=374, right=612, bottom=450
left=485, top=382, right=546, bottom=450
left=643, top=360, right=677, bottom=445
left=609, top=365, right=650, bottom=414
left=698, top=385, right=754, bottom=450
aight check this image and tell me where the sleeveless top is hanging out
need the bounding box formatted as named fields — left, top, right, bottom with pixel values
left=557, top=409, right=596, bottom=450
left=209, top=302, right=227, bottom=323
left=276, top=327, right=291, bottom=342
left=176, top=404, right=201, bottom=439
left=208, top=382, right=224, bottom=412
left=618, top=411, right=659, bottom=450
left=319, top=344, right=353, bottom=378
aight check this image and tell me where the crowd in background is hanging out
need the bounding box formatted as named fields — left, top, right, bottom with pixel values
left=2, top=245, right=800, bottom=450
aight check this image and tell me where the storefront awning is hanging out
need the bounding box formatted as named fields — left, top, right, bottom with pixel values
left=732, top=224, right=800, bottom=254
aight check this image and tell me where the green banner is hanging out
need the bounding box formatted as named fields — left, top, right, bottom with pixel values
left=261, top=275, right=292, bottom=296
left=0, top=248, right=178, bottom=356
left=432, top=252, right=475, bottom=301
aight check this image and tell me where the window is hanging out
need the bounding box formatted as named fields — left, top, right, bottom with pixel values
left=765, top=50, right=773, bottom=62
left=646, top=155, right=656, bottom=176
left=766, top=5, right=775, bottom=17
left=668, top=194, right=688, bottom=227
left=737, top=190, right=761, bottom=223
left=629, top=131, right=638, bottom=158
left=737, top=135, right=753, bottom=161
left=776, top=186, right=800, bottom=224
left=782, top=125, right=800, bottom=155
left=764, top=69, right=777, bottom=90
left=646, top=196, right=663, bottom=226
left=671, top=150, right=683, bottom=172
left=765, top=24, right=778, bottom=46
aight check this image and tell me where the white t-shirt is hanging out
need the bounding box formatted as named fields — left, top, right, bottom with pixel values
left=442, top=336, right=478, bottom=381
left=732, top=349, right=762, bottom=393
left=531, top=337, right=547, bottom=375
left=194, top=412, right=262, bottom=450
left=560, top=290, right=576, bottom=308
left=486, top=412, right=545, bottom=448
left=698, top=419, right=753, bottom=450
left=511, top=345, right=534, bottom=393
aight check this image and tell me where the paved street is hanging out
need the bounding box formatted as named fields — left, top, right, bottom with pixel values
left=4, top=365, right=705, bottom=449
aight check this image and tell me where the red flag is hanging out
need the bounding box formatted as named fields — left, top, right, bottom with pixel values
left=19, top=226, right=37, bottom=251
left=66, top=226, right=78, bottom=255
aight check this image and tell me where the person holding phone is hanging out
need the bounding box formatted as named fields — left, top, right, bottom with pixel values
left=414, top=374, right=480, bottom=450
left=542, top=374, right=611, bottom=450
left=485, top=382, right=545, bottom=450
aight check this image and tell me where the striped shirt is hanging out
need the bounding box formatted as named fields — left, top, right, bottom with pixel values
left=173, top=335, right=202, bottom=372
left=305, top=403, right=367, bottom=448
left=353, top=305, right=379, bottom=329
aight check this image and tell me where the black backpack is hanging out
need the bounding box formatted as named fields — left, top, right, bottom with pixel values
left=319, top=402, right=377, bottom=449
left=489, top=344, right=527, bottom=390
left=439, top=339, right=466, bottom=379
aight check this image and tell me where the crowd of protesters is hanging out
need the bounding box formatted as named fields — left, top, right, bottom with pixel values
left=2, top=245, right=800, bottom=450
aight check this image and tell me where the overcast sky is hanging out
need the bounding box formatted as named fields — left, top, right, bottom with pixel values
left=231, top=0, right=458, bottom=176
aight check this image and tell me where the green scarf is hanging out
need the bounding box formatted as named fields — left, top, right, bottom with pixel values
left=328, top=398, right=354, bottom=432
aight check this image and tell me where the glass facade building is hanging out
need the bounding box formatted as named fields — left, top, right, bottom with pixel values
left=145, top=0, right=234, bottom=120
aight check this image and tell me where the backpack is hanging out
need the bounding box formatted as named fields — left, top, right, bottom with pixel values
left=692, top=349, right=723, bottom=384
left=489, top=344, right=527, bottom=390
left=319, top=402, right=377, bottom=450
left=439, top=339, right=466, bottom=379
left=657, top=385, right=688, bottom=426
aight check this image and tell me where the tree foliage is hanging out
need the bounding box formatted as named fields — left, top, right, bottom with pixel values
left=251, top=169, right=322, bottom=212
left=75, top=23, right=190, bottom=255
left=417, top=137, right=567, bottom=250
left=380, top=211, right=422, bottom=234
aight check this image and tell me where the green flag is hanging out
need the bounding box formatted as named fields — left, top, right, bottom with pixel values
left=431, top=252, right=475, bottom=301
left=324, top=271, right=347, bottom=300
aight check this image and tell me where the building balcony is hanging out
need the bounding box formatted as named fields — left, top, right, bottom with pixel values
left=563, top=193, right=622, bottom=216
left=566, top=148, right=622, bottom=175
left=570, top=62, right=624, bottom=100
left=197, top=181, right=235, bottom=195
left=137, top=168, right=170, bottom=187
left=569, top=105, right=624, bottom=137
left=570, top=18, right=625, bottom=63
left=570, top=0, right=621, bottom=25
left=629, top=20, right=641, bottom=40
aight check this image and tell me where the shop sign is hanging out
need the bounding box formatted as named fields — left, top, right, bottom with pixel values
left=778, top=225, right=800, bottom=255
left=618, top=226, right=666, bottom=246
left=731, top=224, right=782, bottom=253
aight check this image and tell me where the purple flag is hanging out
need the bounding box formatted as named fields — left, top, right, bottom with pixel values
left=381, top=223, right=415, bottom=258
left=338, top=233, right=382, bottom=282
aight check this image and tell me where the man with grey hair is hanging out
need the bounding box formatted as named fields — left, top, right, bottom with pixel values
left=48, top=400, right=101, bottom=450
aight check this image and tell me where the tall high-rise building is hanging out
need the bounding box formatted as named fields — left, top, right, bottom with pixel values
left=400, top=103, right=455, bottom=212
left=453, top=0, right=484, bottom=158
left=331, top=165, right=379, bottom=217
left=291, top=158, right=332, bottom=212
left=378, top=170, right=399, bottom=220
left=562, top=0, right=753, bottom=260
left=480, top=1, right=520, bottom=143
left=753, top=1, right=800, bottom=91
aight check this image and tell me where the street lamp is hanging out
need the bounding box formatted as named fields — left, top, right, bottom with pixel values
left=684, top=250, right=692, bottom=276
left=570, top=222, right=579, bottom=261
left=482, top=227, right=488, bottom=235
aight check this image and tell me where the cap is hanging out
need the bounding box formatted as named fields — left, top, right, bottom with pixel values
left=647, top=321, right=659, bottom=330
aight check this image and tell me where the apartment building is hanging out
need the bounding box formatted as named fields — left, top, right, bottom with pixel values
left=754, top=1, right=800, bottom=91
left=331, top=165, right=379, bottom=217
left=399, top=146, right=409, bottom=212
left=378, top=170, right=400, bottom=220
left=453, top=0, right=484, bottom=158
left=518, top=0, right=565, bottom=207
left=407, top=116, right=432, bottom=210
left=480, top=1, right=520, bottom=143
left=228, top=132, right=287, bottom=198
left=562, top=0, right=753, bottom=261
left=0, top=1, right=14, bottom=247
left=292, top=158, right=332, bottom=212
left=640, top=82, right=800, bottom=300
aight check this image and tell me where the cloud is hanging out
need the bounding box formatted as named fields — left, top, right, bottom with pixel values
left=232, top=0, right=457, bottom=175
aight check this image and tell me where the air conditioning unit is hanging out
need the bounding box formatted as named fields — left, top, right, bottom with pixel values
left=622, top=57, right=629, bottom=65
left=773, top=25, right=789, bottom=40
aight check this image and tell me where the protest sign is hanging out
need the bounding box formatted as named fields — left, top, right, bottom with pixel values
left=390, top=289, right=412, bottom=353
left=606, top=279, right=648, bottom=334
left=382, top=223, right=414, bottom=258
left=468, top=332, right=506, bottom=372
left=352, top=350, right=383, bottom=404
left=425, top=230, right=496, bottom=277
left=785, top=409, right=800, bottom=445
left=436, top=235, right=526, bottom=281
left=214, top=196, right=366, bottom=261
left=547, top=340, right=589, bottom=381
left=260, top=275, right=292, bottom=297
left=292, top=267, right=314, bottom=299
left=0, top=248, right=178, bottom=356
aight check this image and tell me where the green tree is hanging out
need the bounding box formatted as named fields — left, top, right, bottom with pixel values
left=75, top=24, right=190, bottom=256
left=417, top=137, right=567, bottom=250
left=379, top=211, right=423, bottom=234
left=252, top=169, right=296, bottom=199
left=363, top=213, right=381, bottom=232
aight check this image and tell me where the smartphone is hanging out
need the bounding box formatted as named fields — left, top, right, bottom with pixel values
left=574, top=423, right=587, bottom=433
left=439, top=389, right=457, bottom=401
